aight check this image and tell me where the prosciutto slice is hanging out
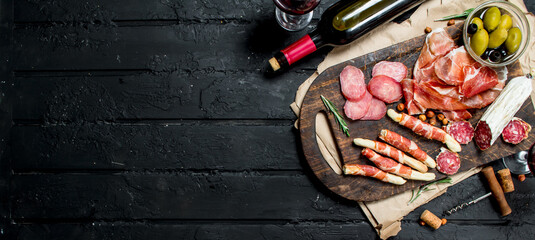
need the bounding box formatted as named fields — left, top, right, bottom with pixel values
left=434, top=47, right=476, bottom=86
left=413, top=28, right=455, bottom=76
left=404, top=28, right=508, bottom=119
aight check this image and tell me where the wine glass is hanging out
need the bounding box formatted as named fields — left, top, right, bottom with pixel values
left=528, top=142, right=535, bottom=174
left=273, top=0, right=321, bottom=31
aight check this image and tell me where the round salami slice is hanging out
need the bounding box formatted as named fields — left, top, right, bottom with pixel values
left=474, top=121, right=492, bottom=150
left=344, top=91, right=373, bottom=120
left=360, top=97, right=387, bottom=120
left=371, top=61, right=408, bottom=82
left=367, top=75, right=403, bottom=103
left=502, top=117, right=532, bottom=144
left=340, top=65, right=366, bottom=101
left=446, top=121, right=474, bottom=144
left=436, top=148, right=460, bottom=175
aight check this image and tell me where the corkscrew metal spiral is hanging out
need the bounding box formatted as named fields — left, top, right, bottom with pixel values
left=444, top=192, right=492, bottom=215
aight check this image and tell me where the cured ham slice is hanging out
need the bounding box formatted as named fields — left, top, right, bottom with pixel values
left=344, top=91, right=372, bottom=120
left=442, top=110, right=472, bottom=121
left=406, top=27, right=508, bottom=118
left=360, top=97, right=387, bottom=120
left=343, top=164, right=406, bottom=185
left=361, top=148, right=435, bottom=181
left=387, top=109, right=461, bottom=152
left=367, top=75, right=403, bottom=103
left=434, top=47, right=476, bottom=86
left=460, top=64, right=499, bottom=98
left=340, top=65, right=366, bottom=101
left=379, top=129, right=436, bottom=168
left=353, top=138, right=428, bottom=173
left=413, top=28, right=455, bottom=76
left=371, top=61, right=408, bottom=82
left=401, top=79, right=425, bottom=115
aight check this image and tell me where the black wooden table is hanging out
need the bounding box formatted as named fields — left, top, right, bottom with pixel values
left=0, top=0, right=534, bottom=239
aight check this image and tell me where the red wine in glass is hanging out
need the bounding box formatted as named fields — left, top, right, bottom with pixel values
left=273, top=0, right=321, bottom=31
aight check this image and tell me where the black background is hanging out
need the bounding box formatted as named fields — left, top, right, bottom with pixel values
left=0, top=0, right=534, bottom=239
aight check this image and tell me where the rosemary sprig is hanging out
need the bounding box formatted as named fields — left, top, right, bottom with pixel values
left=320, top=95, right=350, bottom=137
left=408, top=177, right=452, bottom=204
left=434, top=8, right=475, bottom=21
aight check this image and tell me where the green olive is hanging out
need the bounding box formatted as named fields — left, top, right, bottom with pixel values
left=483, top=7, right=501, bottom=31
left=471, top=17, right=484, bottom=31
left=505, top=27, right=522, bottom=54
left=470, top=29, right=489, bottom=56
left=488, top=27, right=508, bottom=49
left=498, top=14, right=513, bottom=30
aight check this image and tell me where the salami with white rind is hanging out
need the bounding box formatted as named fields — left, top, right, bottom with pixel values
left=436, top=147, right=461, bottom=175
left=368, top=75, right=403, bottom=103
left=360, top=97, right=387, bottom=120
left=446, top=121, right=475, bottom=144
left=344, top=91, right=372, bottom=120
left=372, top=61, right=408, bottom=82
left=340, top=65, right=366, bottom=101
left=502, top=117, right=531, bottom=144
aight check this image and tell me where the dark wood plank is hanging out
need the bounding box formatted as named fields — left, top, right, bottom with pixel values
left=0, top=0, right=13, bottom=231
left=9, top=222, right=376, bottom=240
left=14, top=0, right=338, bottom=22
left=11, top=124, right=301, bottom=171
left=10, top=173, right=362, bottom=220
left=12, top=21, right=328, bottom=72
left=14, top=70, right=310, bottom=121
left=395, top=221, right=534, bottom=239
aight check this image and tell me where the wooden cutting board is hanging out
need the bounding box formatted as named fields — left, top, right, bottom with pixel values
left=299, top=23, right=534, bottom=202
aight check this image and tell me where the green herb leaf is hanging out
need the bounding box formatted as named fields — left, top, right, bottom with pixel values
left=434, top=8, right=474, bottom=21
left=320, top=95, right=350, bottom=137
left=408, top=177, right=452, bottom=204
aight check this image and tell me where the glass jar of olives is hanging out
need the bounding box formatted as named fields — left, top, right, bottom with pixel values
left=463, top=1, right=530, bottom=67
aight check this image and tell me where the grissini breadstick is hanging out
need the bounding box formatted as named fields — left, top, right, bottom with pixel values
left=379, top=129, right=437, bottom=168
left=387, top=109, right=461, bottom=152
left=343, top=164, right=406, bottom=185
left=361, top=148, right=435, bottom=181
left=353, top=138, right=428, bottom=173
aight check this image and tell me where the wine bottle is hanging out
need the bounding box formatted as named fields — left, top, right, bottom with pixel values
left=268, top=0, right=427, bottom=72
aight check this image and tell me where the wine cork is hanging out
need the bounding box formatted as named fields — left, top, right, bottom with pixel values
left=420, top=210, right=442, bottom=230
left=481, top=166, right=512, bottom=216
left=497, top=168, right=515, bottom=193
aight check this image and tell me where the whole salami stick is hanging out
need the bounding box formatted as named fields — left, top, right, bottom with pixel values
left=362, top=148, right=436, bottom=181
left=387, top=109, right=461, bottom=152
left=353, top=138, right=428, bottom=173
left=379, top=129, right=437, bottom=168
left=342, top=164, right=406, bottom=185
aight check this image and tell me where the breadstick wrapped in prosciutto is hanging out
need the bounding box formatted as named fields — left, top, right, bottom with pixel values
left=353, top=138, right=428, bottom=173
left=343, top=164, right=406, bottom=185
left=387, top=109, right=461, bottom=152
left=379, top=129, right=437, bottom=168
left=361, top=148, right=436, bottom=181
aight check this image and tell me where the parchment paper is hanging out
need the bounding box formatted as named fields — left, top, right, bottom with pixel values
left=290, top=0, right=535, bottom=238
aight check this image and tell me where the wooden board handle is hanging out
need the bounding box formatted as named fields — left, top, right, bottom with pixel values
left=481, top=166, right=512, bottom=216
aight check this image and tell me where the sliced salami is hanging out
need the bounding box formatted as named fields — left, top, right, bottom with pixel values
left=474, top=121, right=492, bottom=150
left=502, top=117, right=532, bottom=144
left=340, top=65, right=366, bottom=101
left=344, top=90, right=372, bottom=120
left=360, top=97, right=387, bottom=120
left=372, top=61, right=408, bottom=82
left=367, top=75, right=403, bottom=103
left=436, top=147, right=460, bottom=175
left=446, top=121, right=475, bottom=144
